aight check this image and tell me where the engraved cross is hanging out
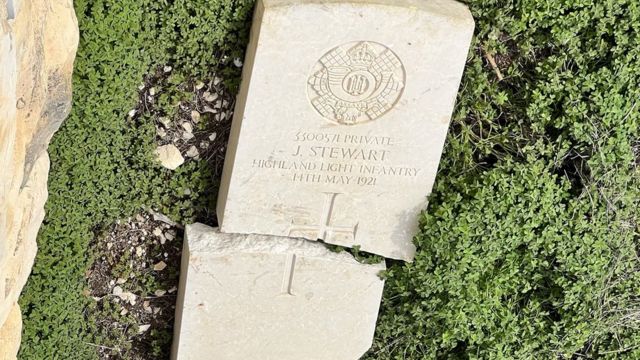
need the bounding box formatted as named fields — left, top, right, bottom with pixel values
left=280, top=254, right=297, bottom=296
left=288, top=192, right=358, bottom=242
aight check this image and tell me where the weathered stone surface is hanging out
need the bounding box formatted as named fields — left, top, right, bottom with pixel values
left=0, top=0, right=78, bottom=357
left=0, top=304, right=21, bottom=360
left=172, top=223, right=385, bottom=360
left=217, top=0, right=474, bottom=261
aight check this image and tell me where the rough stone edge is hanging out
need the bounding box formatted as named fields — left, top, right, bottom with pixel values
left=0, top=304, right=21, bottom=360
left=216, top=0, right=266, bottom=227
left=0, top=0, right=79, bottom=357
left=262, top=0, right=475, bottom=25
left=188, top=223, right=386, bottom=266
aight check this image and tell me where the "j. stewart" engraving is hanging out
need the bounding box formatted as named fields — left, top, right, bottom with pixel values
left=308, top=41, right=405, bottom=125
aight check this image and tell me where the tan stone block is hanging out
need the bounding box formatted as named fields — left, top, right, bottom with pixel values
left=217, top=0, right=474, bottom=261
left=0, top=0, right=78, bottom=353
left=0, top=304, right=21, bottom=360
left=171, top=223, right=385, bottom=360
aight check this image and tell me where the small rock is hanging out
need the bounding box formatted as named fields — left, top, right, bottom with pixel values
left=160, top=236, right=166, bottom=245
left=214, top=100, right=222, bottom=109
left=109, top=280, right=115, bottom=286
left=195, top=81, right=205, bottom=90
left=209, top=133, right=217, bottom=142
left=182, top=132, right=194, bottom=140
left=138, top=325, right=151, bottom=334
left=156, top=127, right=166, bottom=138
left=153, top=307, right=161, bottom=315
left=191, top=110, right=201, bottom=123
left=154, top=289, right=167, bottom=297
left=136, top=247, right=143, bottom=257
left=154, top=144, right=185, bottom=170
left=138, top=83, right=145, bottom=91
left=213, top=77, right=222, bottom=86
left=203, top=105, right=217, bottom=114
left=183, top=188, right=192, bottom=196
left=135, top=214, right=145, bottom=222
left=117, top=278, right=127, bottom=285
left=113, top=286, right=123, bottom=297
left=186, top=146, right=199, bottom=158
left=199, top=141, right=210, bottom=149
left=149, top=87, right=156, bottom=96
left=204, top=92, right=218, bottom=102
left=153, top=228, right=163, bottom=237
left=164, top=230, right=176, bottom=241
left=128, top=109, right=137, bottom=118
left=149, top=210, right=180, bottom=227
left=107, top=242, right=113, bottom=250
left=163, top=65, right=172, bottom=73
left=123, top=292, right=137, bottom=306
left=159, top=117, right=171, bottom=128
left=233, top=58, right=243, bottom=67
left=168, top=286, right=178, bottom=294
left=120, top=308, right=128, bottom=316
left=182, top=122, right=193, bottom=133
left=154, top=261, right=167, bottom=271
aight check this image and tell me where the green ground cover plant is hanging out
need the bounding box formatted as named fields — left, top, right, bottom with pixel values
left=19, top=1, right=253, bottom=358
left=19, top=0, right=639, bottom=359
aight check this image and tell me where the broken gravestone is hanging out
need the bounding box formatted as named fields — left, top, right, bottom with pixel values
left=217, top=0, right=475, bottom=261
left=171, top=223, right=385, bottom=360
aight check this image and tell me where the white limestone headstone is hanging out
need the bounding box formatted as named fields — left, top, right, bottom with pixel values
left=217, top=0, right=475, bottom=261
left=171, top=223, right=385, bottom=360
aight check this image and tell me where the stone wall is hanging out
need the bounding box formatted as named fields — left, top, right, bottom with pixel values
left=0, top=0, right=78, bottom=358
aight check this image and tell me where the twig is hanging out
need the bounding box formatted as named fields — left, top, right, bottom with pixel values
left=482, top=47, right=505, bottom=81
left=600, top=344, right=640, bottom=355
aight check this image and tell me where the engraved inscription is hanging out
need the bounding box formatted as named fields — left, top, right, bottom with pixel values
left=308, top=41, right=406, bottom=125
left=289, top=192, right=358, bottom=242
left=250, top=130, right=422, bottom=187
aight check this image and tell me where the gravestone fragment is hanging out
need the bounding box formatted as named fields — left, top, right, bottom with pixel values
left=171, top=223, right=385, bottom=360
left=217, top=0, right=475, bottom=261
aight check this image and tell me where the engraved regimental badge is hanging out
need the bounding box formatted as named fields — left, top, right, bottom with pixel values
left=307, top=41, right=406, bottom=125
